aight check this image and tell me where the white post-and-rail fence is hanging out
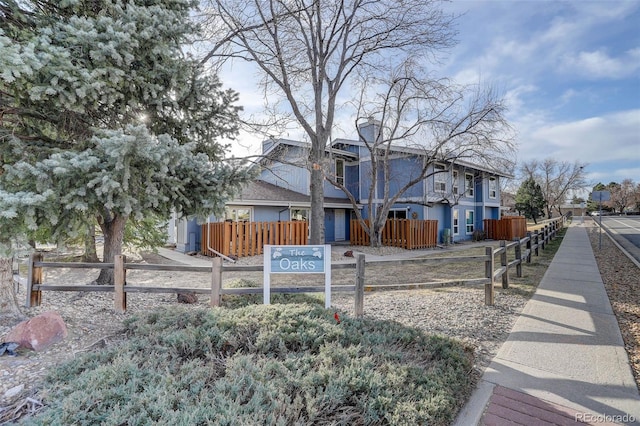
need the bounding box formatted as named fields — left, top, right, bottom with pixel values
left=20, top=218, right=565, bottom=315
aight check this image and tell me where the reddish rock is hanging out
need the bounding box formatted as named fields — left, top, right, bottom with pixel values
left=4, top=311, right=68, bottom=352
left=344, top=250, right=354, bottom=257
left=177, top=292, right=198, bottom=304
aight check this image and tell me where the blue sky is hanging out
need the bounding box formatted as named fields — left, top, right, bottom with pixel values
left=221, top=0, right=640, bottom=188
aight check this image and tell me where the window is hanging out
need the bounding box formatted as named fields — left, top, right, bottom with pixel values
left=335, top=158, right=345, bottom=186
left=465, top=210, right=474, bottom=234
left=453, top=210, right=459, bottom=235
left=290, top=208, right=309, bottom=221
left=489, top=177, right=497, bottom=199
left=387, top=209, right=407, bottom=219
left=452, top=170, right=459, bottom=195
left=225, top=206, right=252, bottom=222
left=465, top=173, right=474, bottom=197
left=434, top=163, right=446, bottom=193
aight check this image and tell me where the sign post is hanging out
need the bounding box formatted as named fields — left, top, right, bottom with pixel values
left=591, top=191, right=610, bottom=249
left=263, top=245, right=332, bottom=308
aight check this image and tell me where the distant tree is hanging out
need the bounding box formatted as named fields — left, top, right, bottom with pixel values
left=323, top=71, right=514, bottom=247
left=587, top=183, right=607, bottom=212
left=515, top=178, right=545, bottom=224
left=201, top=0, right=457, bottom=244
left=609, top=179, right=637, bottom=213
left=521, top=159, right=587, bottom=218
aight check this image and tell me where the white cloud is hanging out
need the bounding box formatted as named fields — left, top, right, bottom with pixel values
left=559, top=49, right=640, bottom=80
left=516, top=109, right=640, bottom=164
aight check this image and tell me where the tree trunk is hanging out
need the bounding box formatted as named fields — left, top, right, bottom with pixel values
left=309, top=150, right=325, bottom=245
left=82, top=223, right=99, bottom=263
left=0, top=257, right=24, bottom=320
left=96, top=213, right=127, bottom=285
left=370, top=219, right=384, bottom=248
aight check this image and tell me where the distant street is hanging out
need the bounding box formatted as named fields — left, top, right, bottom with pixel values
left=597, top=216, right=640, bottom=265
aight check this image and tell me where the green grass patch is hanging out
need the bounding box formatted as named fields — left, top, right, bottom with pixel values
left=24, top=304, right=474, bottom=425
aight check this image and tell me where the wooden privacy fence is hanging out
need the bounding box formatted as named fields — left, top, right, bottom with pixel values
left=484, top=216, right=527, bottom=240
left=201, top=221, right=308, bottom=258
left=21, top=216, right=565, bottom=316
left=350, top=219, right=438, bottom=249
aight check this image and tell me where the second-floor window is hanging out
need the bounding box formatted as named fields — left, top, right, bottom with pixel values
left=335, top=158, right=345, bottom=186
left=465, top=173, right=474, bottom=197
left=452, top=170, right=459, bottom=196
left=489, top=177, right=497, bottom=199
left=434, top=163, right=446, bottom=193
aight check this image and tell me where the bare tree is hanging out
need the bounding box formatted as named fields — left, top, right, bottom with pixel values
left=324, top=73, right=514, bottom=246
left=200, top=0, right=456, bottom=243
left=521, top=159, right=588, bottom=219
left=609, top=179, right=637, bottom=213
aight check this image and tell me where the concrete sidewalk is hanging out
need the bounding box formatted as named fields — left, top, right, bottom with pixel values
left=455, top=223, right=640, bottom=425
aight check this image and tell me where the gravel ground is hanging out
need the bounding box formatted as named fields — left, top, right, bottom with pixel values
left=586, top=220, right=640, bottom=390
left=3, top=221, right=637, bottom=422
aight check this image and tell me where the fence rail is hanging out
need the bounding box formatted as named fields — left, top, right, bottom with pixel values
left=350, top=219, right=438, bottom=249
left=201, top=221, right=308, bottom=258
left=20, top=216, right=565, bottom=316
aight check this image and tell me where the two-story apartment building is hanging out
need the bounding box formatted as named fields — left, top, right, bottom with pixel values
left=174, top=120, right=508, bottom=252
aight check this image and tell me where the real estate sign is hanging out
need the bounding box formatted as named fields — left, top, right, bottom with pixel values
left=263, top=245, right=332, bottom=308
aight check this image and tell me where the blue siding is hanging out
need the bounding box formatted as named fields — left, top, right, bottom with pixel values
left=359, top=159, right=374, bottom=200
left=253, top=207, right=290, bottom=222
left=429, top=204, right=447, bottom=226
left=260, top=146, right=309, bottom=194
left=177, top=219, right=201, bottom=253
left=324, top=180, right=347, bottom=198
left=345, top=164, right=359, bottom=200
left=384, top=156, right=424, bottom=198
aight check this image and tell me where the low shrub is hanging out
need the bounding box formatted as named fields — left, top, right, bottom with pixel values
left=24, top=304, right=474, bottom=425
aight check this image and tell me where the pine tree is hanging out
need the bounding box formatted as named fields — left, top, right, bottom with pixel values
left=515, top=178, right=545, bottom=224
left=0, top=0, right=253, bottom=316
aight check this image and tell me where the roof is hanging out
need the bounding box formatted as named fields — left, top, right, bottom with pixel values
left=261, top=138, right=358, bottom=161
left=330, top=139, right=513, bottom=178
left=231, top=180, right=357, bottom=209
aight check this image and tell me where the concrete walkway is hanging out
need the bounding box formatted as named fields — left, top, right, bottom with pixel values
left=455, top=223, right=640, bottom=425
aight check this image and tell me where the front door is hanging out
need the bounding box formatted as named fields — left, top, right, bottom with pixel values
left=335, top=209, right=345, bottom=241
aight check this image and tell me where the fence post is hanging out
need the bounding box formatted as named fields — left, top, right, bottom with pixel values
left=355, top=254, right=365, bottom=318
left=515, top=238, right=523, bottom=277
left=543, top=225, right=548, bottom=249
left=25, top=252, right=43, bottom=308
left=525, top=232, right=532, bottom=263
left=484, top=246, right=494, bottom=306
left=500, top=240, right=509, bottom=289
left=211, top=257, right=223, bottom=307
left=114, top=255, right=126, bottom=313
left=534, top=230, right=540, bottom=256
